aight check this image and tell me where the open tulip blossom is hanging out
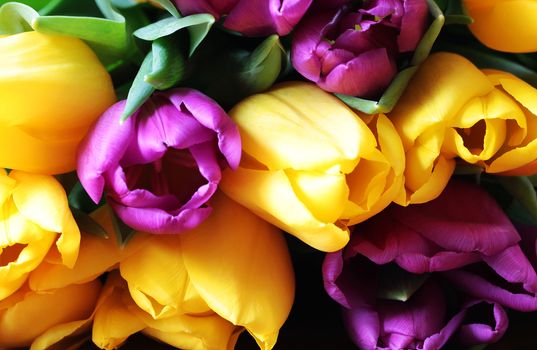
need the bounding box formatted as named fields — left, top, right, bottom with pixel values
left=3, top=0, right=537, bottom=349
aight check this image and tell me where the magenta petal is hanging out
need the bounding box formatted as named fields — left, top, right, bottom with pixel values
left=173, top=0, right=237, bottom=18
left=422, top=309, right=466, bottom=350
left=392, top=180, right=521, bottom=257
left=77, top=100, right=136, bottom=204
left=111, top=200, right=212, bottom=235
left=342, top=307, right=380, bottom=350
left=165, top=89, right=241, bottom=169
left=361, top=0, right=404, bottom=19
left=444, top=270, right=537, bottom=312
left=458, top=302, right=508, bottom=346
left=483, top=245, right=537, bottom=294
left=291, top=11, right=335, bottom=82
left=398, top=0, right=429, bottom=52
left=318, top=48, right=397, bottom=97
left=224, top=0, right=312, bottom=36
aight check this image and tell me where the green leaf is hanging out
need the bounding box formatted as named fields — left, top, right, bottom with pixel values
left=378, top=264, right=430, bottom=302
left=120, top=52, right=156, bottom=122
left=498, top=176, right=537, bottom=223
left=134, top=13, right=215, bottom=56
left=444, top=14, right=473, bottom=25
left=0, top=2, right=38, bottom=34
left=507, top=200, right=537, bottom=227
left=108, top=207, right=135, bottom=247
left=411, top=0, right=445, bottom=65
left=145, top=36, right=185, bottom=89
left=68, top=181, right=104, bottom=213
left=71, top=207, right=109, bottom=238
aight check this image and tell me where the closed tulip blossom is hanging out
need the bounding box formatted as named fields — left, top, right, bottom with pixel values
left=324, top=180, right=537, bottom=349
left=464, top=0, right=537, bottom=53
left=0, top=31, right=116, bottom=174
left=77, top=89, right=241, bottom=235
left=291, top=0, right=429, bottom=98
left=220, top=82, right=405, bottom=252
left=173, top=0, right=312, bottom=36
left=390, top=52, right=537, bottom=204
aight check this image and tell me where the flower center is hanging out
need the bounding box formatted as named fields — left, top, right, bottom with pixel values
left=0, top=243, right=27, bottom=267
left=125, top=148, right=207, bottom=205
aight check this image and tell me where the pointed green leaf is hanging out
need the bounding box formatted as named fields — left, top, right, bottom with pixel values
left=71, top=207, right=109, bottom=238
left=33, top=16, right=127, bottom=54
left=145, top=37, right=185, bottom=89
left=411, top=0, right=445, bottom=65
left=0, top=2, right=38, bottom=34
left=96, top=0, right=124, bottom=21
left=498, top=176, right=537, bottom=222
left=121, top=52, right=155, bottom=122
left=68, top=181, right=104, bottom=213
left=133, top=13, right=215, bottom=56
left=108, top=207, right=136, bottom=247
left=378, top=264, right=430, bottom=302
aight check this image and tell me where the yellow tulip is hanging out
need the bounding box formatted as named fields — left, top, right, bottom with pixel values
left=220, top=82, right=405, bottom=252
left=464, top=0, right=537, bottom=53
left=0, top=280, right=101, bottom=349
left=35, top=194, right=294, bottom=350
left=389, top=52, right=537, bottom=204
left=0, top=169, right=80, bottom=301
left=0, top=31, right=116, bottom=174
left=114, top=192, right=294, bottom=350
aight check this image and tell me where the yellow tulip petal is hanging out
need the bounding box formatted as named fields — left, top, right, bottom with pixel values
left=286, top=169, right=349, bottom=223
left=230, top=82, right=363, bottom=172
left=10, top=171, right=80, bottom=267
left=465, top=0, right=537, bottom=53
left=221, top=167, right=349, bottom=252
left=390, top=53, right=494, bottom=149
left=404, top=155, right=456, bottom=205
left=0, top=199, right=56, bottom=300
left=30, top=319, right=91, bottom=350
left=0, top=169, right=15, bottom=206
left=375, top=115, right=406, bottom=176
left=493, top=72, right=537, bottom=117
left=120, top=235, right=202, bottom=319
left=180, top=192, right=294, bottom=350
left=92, top=273, right=145, bottom=350
left=0, top=32, right=116, bottom=174
left=0, top=281, right=100, bottom=348
left=133, top=307, right=238, bottom=350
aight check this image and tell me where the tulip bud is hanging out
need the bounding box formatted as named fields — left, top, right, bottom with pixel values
left=0, top=31, right=116, bottom=174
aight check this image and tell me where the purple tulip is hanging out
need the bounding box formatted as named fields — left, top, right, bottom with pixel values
left=323, top=180, right=537, bottom=349
left=291, top=0, right=429, bottom=98
left=77, top=89, right=241, bottom=234
left=173, top=0, right=313, bottom=37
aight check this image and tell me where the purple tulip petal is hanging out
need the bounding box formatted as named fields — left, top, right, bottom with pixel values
left=422, top=309, right=466, bottom=350
left=111, top=199, right=213, bottom=235
left=361, top=0, right=404, bottom=20
left=398, top=0, right=429, bottom=52
left=173, top=0, right=237, bottom=18
left=343, top=307, right=380, bottom=350
left=319, top=48, right=397, bottom=97
left=77, top=100, right=136, bottom=204
left=165, top=89, right=241, bottom=169
left=458, top=301, right=508, bottom=346
left=122, top=95, right=215, bottom=167
left=444, top=269, right=537, bottom=311
left=483, top=245, right=537, bottom=294
left=391, top=180, right=521, bottom=257
left=224, top=0, right=312, bottom=36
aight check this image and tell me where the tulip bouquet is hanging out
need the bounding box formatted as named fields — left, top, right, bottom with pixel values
left=1, top=0, right=537, bottom=349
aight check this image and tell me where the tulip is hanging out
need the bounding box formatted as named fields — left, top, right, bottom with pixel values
left=112, top=192, right=294, bottom=349
left=220, top=82, right=405, bottom=252
left=0, top=169, right=80, bottom=301
left=0, top=31, right=115, bottom=174
left=173, top=0, right=312, bottom=36
left=77, top=88, right=241, bottom=235
left=324, top=180, right=537, bottom=349
left=291, top=0, right=429, bottom=98
left=464, top=0, right=537, bottom=53
left=389, top=52, right=537, bottom=204
left=31, top=194, right=294, bottom=349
